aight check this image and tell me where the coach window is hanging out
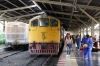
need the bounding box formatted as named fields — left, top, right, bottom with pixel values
left=40, top=18, right=48, bottom=26
left=50, top=19, right=58, bottom=26
left=31, top=19, right=38, bottom=26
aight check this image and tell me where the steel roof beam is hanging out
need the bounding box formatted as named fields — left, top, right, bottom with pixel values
left=6, top=0, right=29, bottom=14
left=33, top=0, right=100, bottom=10
left=80, top=0, right=92, bottom=18
left=6, top=0, right=25, bottom=15
left=14, top=18, right=20, bottom=22
left=43, top=10, right=87, bottom=17
left=57, top=17, right=79, bottom=21
left=0, top=12, right=6, bottom=17
left=19, top=0, right=36, bottom=12
left=75, top=16, right=88, bottom=27
left=11, top=12, right=44, bottom=19
left=32, top=1, right=46, bottom=15
left=0, top=17, right=13, bottom=21
left=81, top=0, right=92, bottom=12
left=42, top=3, right=52, bottom=15
left=60, top=0, right=64, bottom=17
left=49, top=4, right=57, bottom=16
left=68, top=0, right=76, bottom=31
left=74, top=21, right=81, bottom=28
left=0, top=5, right=37, bottom=13
left=32, top=1, right=42, bottom=10
left=78, top=7, right=99, bottom=24
left=0, top=3, right=22, bottom=16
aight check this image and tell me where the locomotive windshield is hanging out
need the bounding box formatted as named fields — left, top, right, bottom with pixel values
left=50, top=19, right=58, bottom=26
left=31, top=19, right=38, bottom=26
left=40, top=18, right=48, bottom=26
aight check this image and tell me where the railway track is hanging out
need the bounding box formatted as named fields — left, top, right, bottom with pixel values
left=23, top=55, right=57, bottom=66
left=23, top=55, right=50, bottom=66
left=0, top=51, right=59, bottom=66
left=0, top=49, right=20, bottom=55
left=0, top=51, right=11, bottom=55
left=23, top=55, right=40, bottom=66
left=0, top=51, right=21, bottom=61
left=0, top=51, right=38, bottom=66
left=42, top=55, right=59, bottom=66
left=23, top=55, right=58, bottom=66
left=41, top=55, right=52, bottom=66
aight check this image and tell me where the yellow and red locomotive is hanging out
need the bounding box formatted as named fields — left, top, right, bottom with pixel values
left=28, top=15, right=64, bottom=55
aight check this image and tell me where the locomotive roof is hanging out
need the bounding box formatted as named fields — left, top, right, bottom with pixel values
left=7, top=21, right=25, bottom=24
left=30, top=15, right=59, bottom=21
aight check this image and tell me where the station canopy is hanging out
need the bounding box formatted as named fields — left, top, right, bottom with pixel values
left=0, top=0, right=100, bottom=30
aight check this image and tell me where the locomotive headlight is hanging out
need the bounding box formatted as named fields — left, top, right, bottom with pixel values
left=29, top=41, right=35, bottom=44
left=29, top=40, right=33, bottom=43
left=29, top=29, right=31, bottom=31
left=33, top=41, right=35, bottom=43
left=29, top=41, right=33, bottom=44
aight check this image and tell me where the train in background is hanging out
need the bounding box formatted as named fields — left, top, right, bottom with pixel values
left=28, top=15, right=65, bottom=55
left=5, top=22, right=28, bottom=49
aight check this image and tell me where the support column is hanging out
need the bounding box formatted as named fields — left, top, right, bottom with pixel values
left=91, top=20, right=94, bottom=37
left=86, top=27, right=88, bottom=35
left=83, top=28, right=84, bottom=36
left=99, top=18, right=100, bottom=38
left=3, top=20, right=5, bottom=32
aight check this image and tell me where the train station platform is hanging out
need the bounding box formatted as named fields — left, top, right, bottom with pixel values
left=57, top=46, right=100, bottom=66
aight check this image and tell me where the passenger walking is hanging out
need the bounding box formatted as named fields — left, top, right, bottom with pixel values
left=90, top=36, right=93, bottom=47
left=82, top=34, right=93, bottom=59
left=72, top=35, right=76, bottom=51
left=76, top=35, right=81, bottom=51
left=65, top=33, right=73, bottom=57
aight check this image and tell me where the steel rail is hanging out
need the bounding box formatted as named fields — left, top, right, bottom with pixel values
left=23, top=55, right=39, bottom=66
left=41, top=55, right=52, bottom=66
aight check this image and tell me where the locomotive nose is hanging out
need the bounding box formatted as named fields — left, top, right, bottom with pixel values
left=41, top=32, right=46, bottom=40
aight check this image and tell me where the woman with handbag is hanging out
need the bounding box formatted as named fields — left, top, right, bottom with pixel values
left=82, top=34, right=93, bottom=59
left=65, top=33, right=73, bottom=57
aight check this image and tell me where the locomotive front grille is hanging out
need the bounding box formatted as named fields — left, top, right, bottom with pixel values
left=31, top=49, right=58, bottom=54
left=29, top=43, right=59, bottom=55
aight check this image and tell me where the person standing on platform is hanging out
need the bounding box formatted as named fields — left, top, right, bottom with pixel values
left=82, top=34, right=93, bottom=59
left=93, top=35, right=96, bottom=42
left=65, top=33, right=73, bottom=57
left=76, top=35, right=81, bottom=51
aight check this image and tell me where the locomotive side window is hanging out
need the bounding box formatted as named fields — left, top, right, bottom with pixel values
left=50, top=19, right=58, bottom=26
left=40, top=18, right=48, bottom=26
left=31, top=19, right=38, bottom=26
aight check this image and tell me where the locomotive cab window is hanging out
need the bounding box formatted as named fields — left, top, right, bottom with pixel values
left=50, top=19, right=58, bottom=26
left=40, top=18, right=48, bottom=26
left=31, top=19, right=38, bottom=26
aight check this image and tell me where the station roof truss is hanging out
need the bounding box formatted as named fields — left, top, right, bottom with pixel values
left=0, top=0, right=100, bottom=30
